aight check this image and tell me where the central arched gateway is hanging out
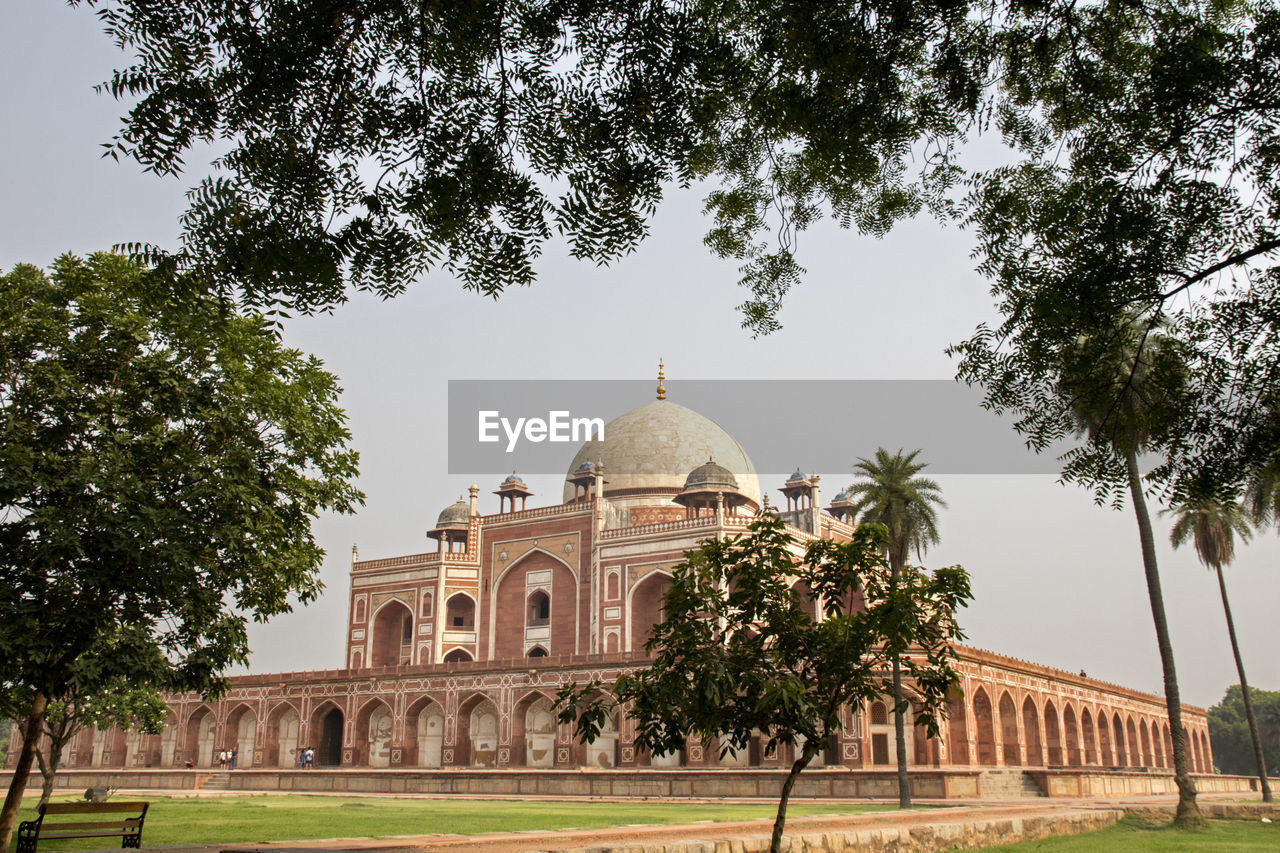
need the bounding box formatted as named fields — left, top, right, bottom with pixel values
left=317, top=706, right=344, bottom=767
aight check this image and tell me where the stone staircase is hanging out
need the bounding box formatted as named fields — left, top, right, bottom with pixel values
left=194, top=772, right=232, bottom=792
left=979, top=768, right=1045, bottom=798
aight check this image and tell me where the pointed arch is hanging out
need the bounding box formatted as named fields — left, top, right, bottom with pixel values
left=1080, top=707, right=1097, bottom=765
left=514, top=690, right=557, bottom=768
left=355, top=697, right=394, bottom=767
left=266, top=701, right=301, bottom=768
left=1112, top=714, right=1128, bottom=766
left=1097, top=710, right=1114, bottom=765
left=972, top=687, right=996, bottom=766
left=492, top=549, right=577, bottom=659
left=158, top=710, right=179, bottom=767
left=1062, top=703, right=1081, bottom=767
left=1043, top=700, right=1062, bottom=765
left=1125, top=716, right=1140, bottom=767
left=443, top=647, right=473, bottom=663
left=1139, top=719, right=1153, bottom=768
left=225, top=702, right=257, bottom=766
left=459, top=694, right=500, bottom=767
left=629, top=569, right=673, bottom=653
left=310, top=700, right=346, bottom=767
left=998, top=691, right=1021, bottom=766
left=406, top=696, right=445, bottom=768
left=1021, top=696, right=1043, bottom=766
left=946, top=691, right=970, bottom=766
left=868, top=700, right=891, bottom=766
left=494, top=546, right=578, bottom=587
left=185, top=705, right=217, bottom=768
left=444, top=592, right=476, bottom=630
left=370, top=599, right=415, bottom=667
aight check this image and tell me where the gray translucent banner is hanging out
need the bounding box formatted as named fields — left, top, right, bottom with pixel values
left=447, top=380, right=1066, bottom=476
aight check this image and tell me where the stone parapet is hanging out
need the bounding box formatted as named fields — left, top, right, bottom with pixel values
left=1027, top=769, right=1257, bottom=798
left=551, top=809, right=1125, bottom=853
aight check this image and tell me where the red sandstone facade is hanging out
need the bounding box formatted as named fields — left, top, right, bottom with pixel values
left=5, top=394, right=1215, bottom=780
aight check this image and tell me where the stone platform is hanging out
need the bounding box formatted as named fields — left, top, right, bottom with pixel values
left=1, top=767, right=1257, bottom=801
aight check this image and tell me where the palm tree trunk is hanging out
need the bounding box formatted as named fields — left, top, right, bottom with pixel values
left=885, top=550, right=916, bottom=804
left=1214, top=564, right=1273, bottom=802
left=1125, top=449, right=1202, bottom=826
left=0, top=692, right=47, bottom=851
left=890, top=557, right=911, bottom=809
left=892, top=658, right=911, bottom=807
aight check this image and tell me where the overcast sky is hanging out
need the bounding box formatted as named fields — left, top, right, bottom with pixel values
left=4, top=0, right=1277, bottom=709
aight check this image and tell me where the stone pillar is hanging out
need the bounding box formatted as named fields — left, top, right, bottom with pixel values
left=809, top=475, right=821, bottom=534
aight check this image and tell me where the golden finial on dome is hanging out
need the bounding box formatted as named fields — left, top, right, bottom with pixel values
left=656, top=359, right=666, bottom=400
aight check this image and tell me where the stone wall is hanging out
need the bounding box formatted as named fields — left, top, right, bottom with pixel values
left=0, top=767, right=983, bottom=799
left=552, top=809, right=1125, bottom=853
left=1029, top=769, right=1259, bottom=798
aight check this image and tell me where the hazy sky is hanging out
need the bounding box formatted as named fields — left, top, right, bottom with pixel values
left=4, top=0, right=1277, bottom=709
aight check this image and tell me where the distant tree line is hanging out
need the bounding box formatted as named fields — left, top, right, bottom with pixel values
left=1209, top=687, right=1280, bottom=779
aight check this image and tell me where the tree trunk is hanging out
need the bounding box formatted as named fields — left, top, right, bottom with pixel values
left=889, top=556, right=912, bottom=809
left=892, top=658, right=911, bottom=808
left=1125, top=449, right=1202, bottom=826
left=0, top=692, right=48, bottom=851
left=1214, top=564, right=1272, bottom=802
left=770, top=742, right=817, bottom=853
left=36, top=735, right=64, bottom=809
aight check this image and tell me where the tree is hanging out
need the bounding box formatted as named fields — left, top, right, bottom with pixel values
left=557, top=516, right=972, bottom=853
left=1247, top=461, right=1280, bottom=530
left=72, top=0, right=991, bottom=328
left=0, top=254, right=363, bottom=848
left=843, top=448, right=945, bottom=809
left=955, top=0, right=1279, bottom=499
left=1166, top=496, right=1271, bottom=801
left=957, top=309, right=1205, bottom=824
left=1208, top=686, right=1280, bottom=780
left=34, top=679, right=168, bottom=808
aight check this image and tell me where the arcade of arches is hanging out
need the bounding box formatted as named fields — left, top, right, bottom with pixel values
left=12, top=647, right=1214, bottom=775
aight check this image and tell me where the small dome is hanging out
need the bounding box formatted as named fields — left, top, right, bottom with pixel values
left=789, top=468, right=807, bottom=480
left=576, top=461, right=594, bottom=471
left=503, top=472, right=525, bottom=484
left=834, top=491, right=847, bottom=500
left=682, top=458, right=739, bottom=493
left=435, top=499, right=471, bottom=528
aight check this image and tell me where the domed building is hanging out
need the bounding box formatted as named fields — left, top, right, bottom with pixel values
left=19, top=367, right=1232, bottom=801
left=562, top=397, right=762, bottom=517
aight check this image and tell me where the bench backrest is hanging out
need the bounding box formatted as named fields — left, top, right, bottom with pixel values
left=40, top=802, right=149, bottom=817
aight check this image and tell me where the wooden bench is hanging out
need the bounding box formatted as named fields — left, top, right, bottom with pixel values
left=16, top=801, right=149, bottom=853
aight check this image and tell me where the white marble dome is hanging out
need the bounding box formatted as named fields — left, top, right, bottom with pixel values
left=562, top=399, right=760, bottom=506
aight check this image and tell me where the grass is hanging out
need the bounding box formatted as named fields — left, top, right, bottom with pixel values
left=975, top=816, right=1280, bottom=851
left=9, top=794, right=894, bottom=850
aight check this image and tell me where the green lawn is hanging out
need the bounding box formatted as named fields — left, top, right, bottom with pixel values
left=10, top=794, right=892, bottom=850
left=975, top=817, right=1280, bottom=852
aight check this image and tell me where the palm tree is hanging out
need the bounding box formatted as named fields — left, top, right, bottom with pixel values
left=1063, top=311, right=1203, bottom=825
left=1165, top=497, right=1271, bottom=802
left=846, top=447, right=945, bottom=809
left=1245, top=460, right=1279, bottom=529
